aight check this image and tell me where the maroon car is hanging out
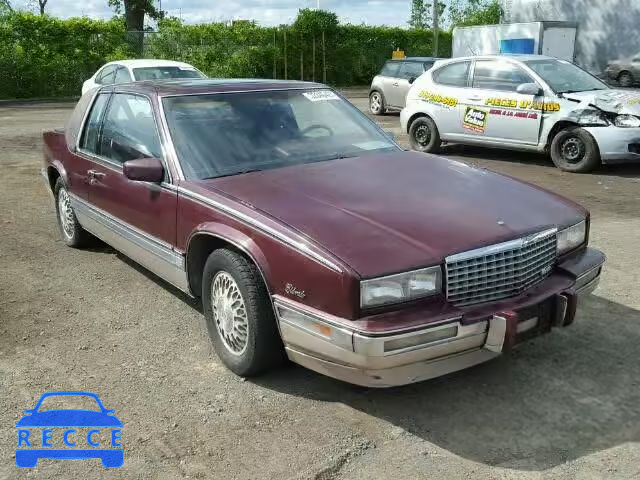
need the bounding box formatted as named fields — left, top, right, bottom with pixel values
left=41, top=79, right=605, bottom=387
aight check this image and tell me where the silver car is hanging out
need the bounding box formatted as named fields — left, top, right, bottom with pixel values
left=605, top=54, right=640, bottom=87
left=401, top=55, right=640, bottom=172
left=369, top=57, right=441, bottom=115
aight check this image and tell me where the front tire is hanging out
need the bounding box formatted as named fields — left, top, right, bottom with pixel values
left=369, top=91, right=386, bottom=115
left=550, top=127, right=601, bottom=173
left=409, top=116, right=441, bottom=153
left=54, top=178, right=91, bottom=247
left=202, top=249, right=284, bottom=377
left=618, top=71, right=634, bottom=87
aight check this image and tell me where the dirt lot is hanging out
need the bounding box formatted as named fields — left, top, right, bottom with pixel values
left=1, top=98, right=639, bottom=480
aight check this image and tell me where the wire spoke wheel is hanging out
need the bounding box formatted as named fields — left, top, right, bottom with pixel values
left=57, top=188, right=75, bottom=240
left=211, top=271, right=249, bottom=356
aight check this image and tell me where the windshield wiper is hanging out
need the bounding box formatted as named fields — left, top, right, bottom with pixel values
left=201, top=168, right=262, bottom=180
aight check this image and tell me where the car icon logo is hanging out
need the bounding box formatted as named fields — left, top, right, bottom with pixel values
left=15, top=391, right=123, bottom=468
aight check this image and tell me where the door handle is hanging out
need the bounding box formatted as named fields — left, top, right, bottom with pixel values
left=87, top=169, right=106, bottom=179
left=393, top=82, right=399, bottom=86
left=467, top=96, right=482, bottom=101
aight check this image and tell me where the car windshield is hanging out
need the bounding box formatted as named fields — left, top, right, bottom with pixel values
left=37, top=395, right=101, bottom=412
left=163, top=89, right=399, bottom=180
left=524, top=58, right=608, bottom=94
left=132, top=66, right=204, bottom=81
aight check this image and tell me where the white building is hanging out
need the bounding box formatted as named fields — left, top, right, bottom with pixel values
left=500, top=0, right=640, bottom=73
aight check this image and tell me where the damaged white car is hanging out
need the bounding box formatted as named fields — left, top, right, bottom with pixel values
left=401, top=55, right=640, bottom=172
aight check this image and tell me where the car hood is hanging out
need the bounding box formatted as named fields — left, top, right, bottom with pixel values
left=197, top=152, right=585, bottom=277
left=16, top=410, right=123, bottom=427
left=563, top=89, right=640, bottom=115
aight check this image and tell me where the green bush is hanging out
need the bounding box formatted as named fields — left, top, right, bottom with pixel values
left=0, top=10, right=452, bottom=99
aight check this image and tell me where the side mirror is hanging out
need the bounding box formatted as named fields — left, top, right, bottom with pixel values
left=123, top=158, right=164, bottom=183
left=516, top=82, right=543, bottom=96
left=408, top=76, right=416, bottom=84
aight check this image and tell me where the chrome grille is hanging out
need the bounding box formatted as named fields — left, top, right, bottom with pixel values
left=445, top=229, right=557, bottom=306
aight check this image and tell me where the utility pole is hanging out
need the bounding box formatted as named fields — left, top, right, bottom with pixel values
left=432, top=0, right=439, bottom=56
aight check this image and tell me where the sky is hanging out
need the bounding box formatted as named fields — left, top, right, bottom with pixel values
left=12, top=0, right=422, bottom=27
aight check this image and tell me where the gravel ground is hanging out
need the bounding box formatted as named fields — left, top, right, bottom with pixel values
left=1, top=98, right=639, bottom=479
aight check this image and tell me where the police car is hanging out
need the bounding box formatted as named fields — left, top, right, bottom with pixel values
left=401, top=55, right=640, bottom=172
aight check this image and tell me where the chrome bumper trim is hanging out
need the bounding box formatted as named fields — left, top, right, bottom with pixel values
left=274, top=297, right=507, bottom=387
left=576, top=274, right=601, bottom=296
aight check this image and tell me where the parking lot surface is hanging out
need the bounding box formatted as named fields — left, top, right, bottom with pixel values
left=1, top=97, right=639, bottom=479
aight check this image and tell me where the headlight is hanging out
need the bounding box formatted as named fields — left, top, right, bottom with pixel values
left=614, top=114, right=640, bottom=128
left=360, top=266, right=441, bottom=308
left=573, top=109, right=609, bottom=126
left=557, top=221, right=586, bottom=254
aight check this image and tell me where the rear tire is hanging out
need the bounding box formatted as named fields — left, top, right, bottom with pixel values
left=202, top=249, right=285, bottom=377
left=409, top=116, right=441, bottom=153
left=618, top=71, right=634, bottom=87
left=54, top=178, right=92, bottom=248
left=369, top=91, right=386, bottom=115
left=550, top=127, right=601, bottom=173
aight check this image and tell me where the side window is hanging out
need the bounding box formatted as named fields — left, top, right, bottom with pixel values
left=472, top=60, right=535, bottom=92
left=100, top=94, right=162, bottom=165
left=114, top=67, right=132, bottom=84
left=423, top=61, right=435, bottom=71
left=379, top=61, right=401, bottom=77
left=96, top=65, right=116, bottom=85
left=432, top=61, right=471, bottom=87
left=79, top=93, right=110, bottom=154
left=398, top=62, right=425, bottom=80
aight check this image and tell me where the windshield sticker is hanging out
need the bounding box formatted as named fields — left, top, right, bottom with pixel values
left=485, top=97, right=560, bottom=112
left=489, top=109, right=538, bottom=120
left=463, top=107, right=488, bottom=133
left=303, top=90, right=340, bottom=102
left=418, top=91, right=458, bottom=108
left=354, top=140, right=393, bottom=150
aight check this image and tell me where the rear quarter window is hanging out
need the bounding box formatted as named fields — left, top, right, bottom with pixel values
left=432, top=61, right=471, bottom=87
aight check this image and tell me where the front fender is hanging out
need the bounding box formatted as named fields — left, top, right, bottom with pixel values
left=186, top=222, right=273, bottom=291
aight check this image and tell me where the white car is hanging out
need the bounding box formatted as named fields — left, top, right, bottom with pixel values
left=81, top=59, right=205, bottom=95
left=401, top=55, right=640, bottom=172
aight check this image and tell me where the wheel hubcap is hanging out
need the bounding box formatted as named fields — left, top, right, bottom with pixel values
left=58, top=188, right=74, bottom=239
left=415, top=124, right=431, bottom=146
left=211, top=271, right=249, bottom=355
left=370, top=94, right=381, bottom=112
left=560, top=137, right=585, bottom=163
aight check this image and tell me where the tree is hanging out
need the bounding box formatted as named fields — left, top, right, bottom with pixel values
left=108, top=0, right=163, bottom=32
left=409, top=0, right=446, bottom=29
left=37, top=0, right=47, bottom=15
left=448, top=0, right=501, bottom=28
left=0, top=0, right=13, bottom=14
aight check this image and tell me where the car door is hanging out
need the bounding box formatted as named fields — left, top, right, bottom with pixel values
left=79, top=92, right=183, bottom=287
left=70, top=91, right=112, bottom=200
left=388, top=61, right=425, bottom=108
left=426, top=60, right=472, bottom=138
left=457, top=59, right=542, bottom=145
left=377, top=61, right=401, bottom=106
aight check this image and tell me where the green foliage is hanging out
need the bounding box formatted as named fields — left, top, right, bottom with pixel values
left=409, top=0, right=445, bottom=29
left=448, top=0, right=501, bottom=28
left=0, top=9, right=453, bottom=99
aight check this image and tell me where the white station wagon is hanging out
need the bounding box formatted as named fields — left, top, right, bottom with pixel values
left=401, top=55, right=640, bottom=172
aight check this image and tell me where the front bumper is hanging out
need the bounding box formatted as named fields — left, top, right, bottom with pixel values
left=583, top=126, right=640, bottom=164
left=275, top=248, right=605, bottom=388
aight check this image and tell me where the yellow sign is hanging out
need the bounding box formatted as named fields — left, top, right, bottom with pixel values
left=485, top=97, right=561, bottom=112
left=392, top=48, right=406, bottom=59
left=419, top=91, right=459, bottom=108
